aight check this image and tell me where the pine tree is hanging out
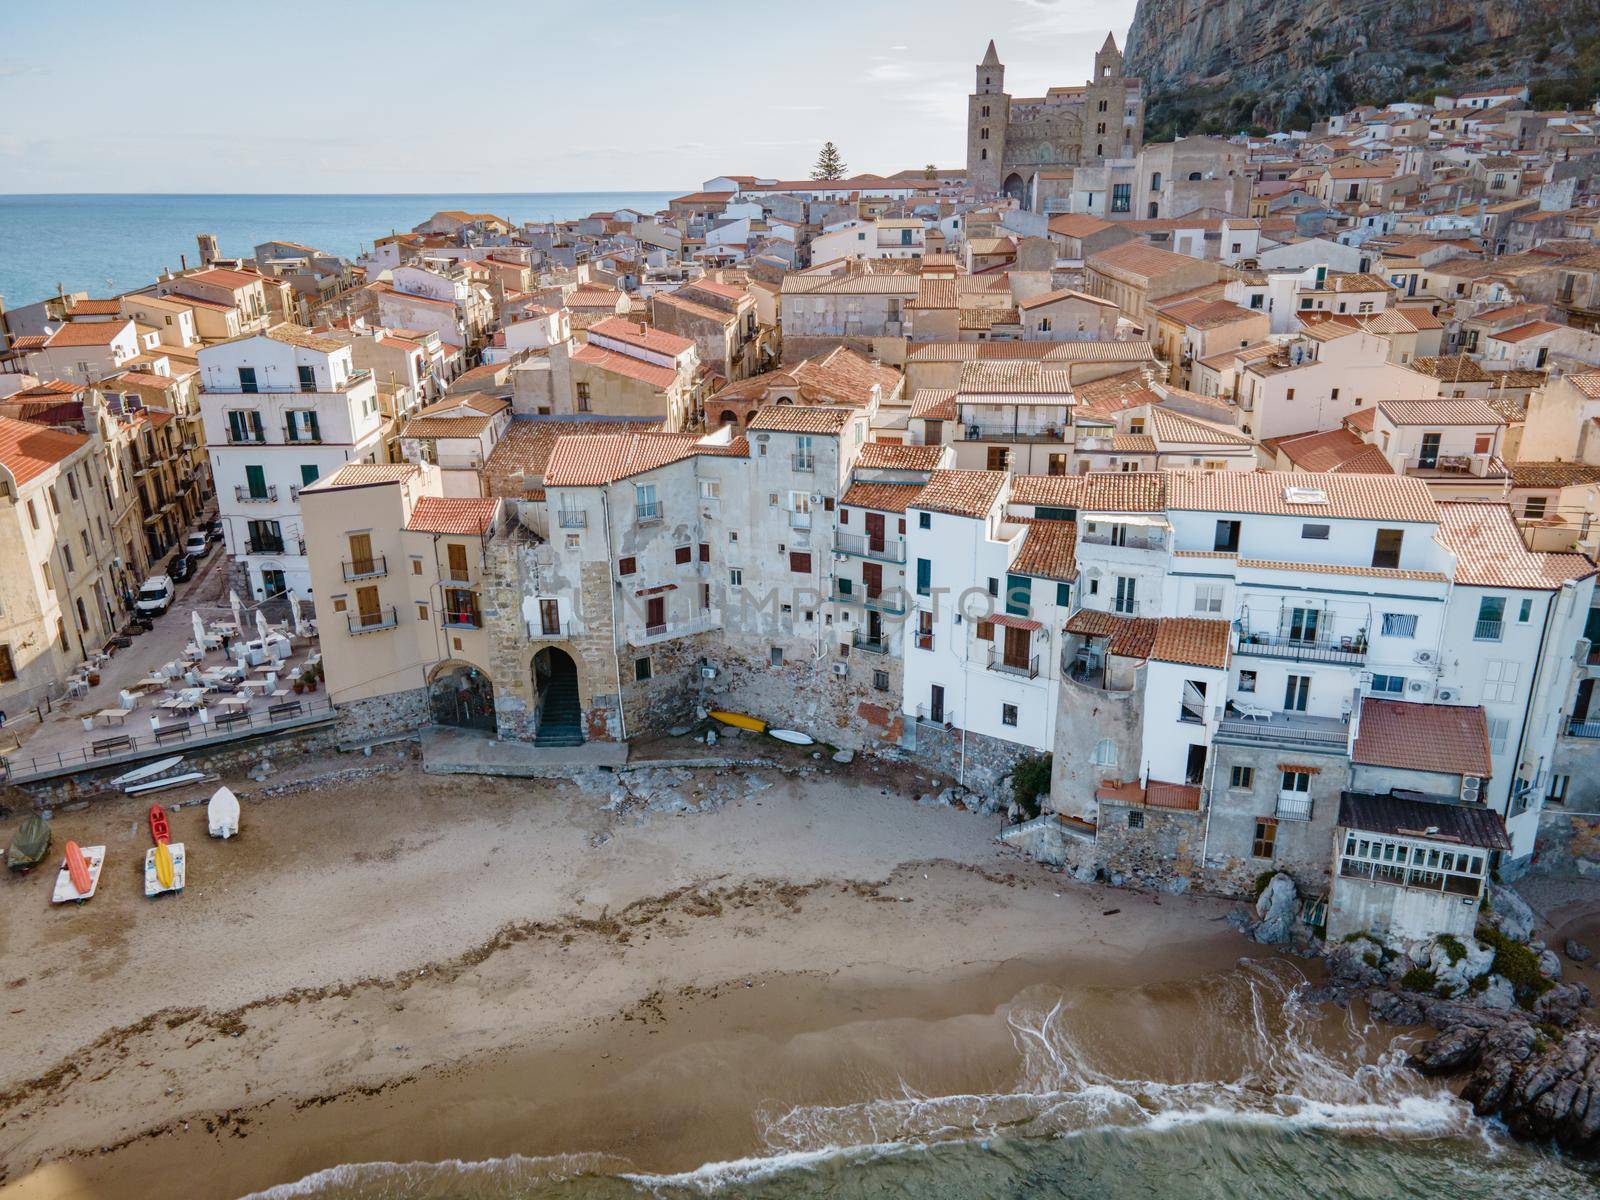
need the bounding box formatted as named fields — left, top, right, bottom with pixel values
left=811, top=141, right=847, bottom=181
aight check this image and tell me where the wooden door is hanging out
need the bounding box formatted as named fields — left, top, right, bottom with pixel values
left=646, top=595, right=665, bottom=631
left=864, top=512, right=885, bottom=552
left=862, top=562, right=883, bottom=598
left=348, top=532, right=374, bottom=575
left=447, top=542, right=469, bottom=581
left=539, top=599, right=560, bottom=636
left=1003, top=625, right=1030, bottom=668
left=356, top=585, right=381, bottom=625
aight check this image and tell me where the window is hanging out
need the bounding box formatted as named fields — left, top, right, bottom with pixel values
left=1370, top=674, right=1406, bottom=695
left=1230, top=765, right=1254, bottom=790
left=1238, top=669, right=1256, bottom=693
left=1300, top=523, right=1329, bottom=541
left=635, top=657, right=652, bottom=682
left=675, top=545, right=692, bottom=565
left=1549, top=774, right=1570, bottom=805
left=25, top=499, right=37, bottom=530
left=65, top=471, right=77, bottom=500
left=918, top=511, right=931, bottom=530
left=635, top=483, right=660, bottom=523
left=0, top=644, right=13, bottom=683
left=873, top=669, right=889, bottom=692
left=916, top=557, right=931, bottom=596
left=1381, top=612, right=1417, bottom=639
left=1193, top=583, right=1223, bottom=614
left=1002, top=703, right=1018, bottom=727
left=1523, top=497, right=1547, bottom=521
left=297, top=365, right=317, bottom=392
left=700, top=479, right=719, bottom=500
left=789, top=551, right=812, bottom=573
left=1284, top=674, right=1310, bottom=712
left=1213, top=520, right=1240, bottom=552
left=1475, top=596, right=1505, bottom=641
left=1092, top=739, right=1118, bottom=767
left=1372, top=528, right=1403, bottom=569
left=1055, top=581, right=1071, bottom=607
left=1179, top=679, right=1207, bottom=724
left=1111, top=183, right=1131, bottom=213
left=986, top=446, right=1009, bottom=471
left=1252, top=819, right=1278, bottom=859
left=1006, top=574, right=1031, bottom=617
left=1114, top=575, right=1136, bottom=614
left=237, top=366, right=258, bottom=393
left=975, top=620, right=994, bottom=642
left=769, top=646, right=784, bottom=666
left=729, top=567, right=743, bottom=586
left=618, top=556, right=636, bottom=576
left=699, top=542, right=710, bottom=562
left=1127, top=810, right=1145, bottom=830
left=1150, top=171, right=1162, bottom=192
left=1517, top=598, right=1533, bottom=624
left=576, top=382, right=591, bottom=411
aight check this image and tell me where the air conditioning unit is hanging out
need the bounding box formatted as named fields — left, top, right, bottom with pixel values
left=700, top=665, right=717, bottom=680
left=1461, top=775, right=1481, bottom=803
left=1414, top=650, right=1435, bottom=664
left=1436, top=686, right=1459, bottom=702
left=831, top=662, right=848, bottom=677
left=1408, top=680, right=1427, bottom=693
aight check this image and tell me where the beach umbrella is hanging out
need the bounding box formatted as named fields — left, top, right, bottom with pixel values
left=191, top=610, right=208, bottom=654
left=287, top=591, right=305, bottom=636
left=229, top=589, right=243, bottom=632
left=255, top=608, right=271, bottom=643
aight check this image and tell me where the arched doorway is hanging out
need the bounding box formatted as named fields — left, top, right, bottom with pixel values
left=1002, top=172, right=1026, bottom=208
left=717, top=409, right=739, bottom=426
left=430, top=662, right=496, bottom=731
left=533, top=646, right=583, bottom=746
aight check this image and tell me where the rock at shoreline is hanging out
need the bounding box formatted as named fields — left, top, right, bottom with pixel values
left=1250, top=874, right=1298, bottom=945
left=1408, top=1024, right=1485, bottom=1073
left=1486, top=886, right=1536, bottom=941
left=1477, top=975, right=1517, bottom=1011
left=1565, top=939, right=1591, bottom=963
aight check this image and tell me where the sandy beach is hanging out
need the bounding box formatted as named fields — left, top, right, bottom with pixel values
left=0, top=744, right=1278, bottom=1199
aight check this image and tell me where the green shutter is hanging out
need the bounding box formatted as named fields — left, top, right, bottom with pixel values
left=916, top=558, right=931, bottom=596
left=1006, top=574, right=1031, bottom=617
left=301, top=464, right=320, bottom=485
left=1056, top=582, right=1071, bottom=607
left=245, top=465, right=266, bottom=498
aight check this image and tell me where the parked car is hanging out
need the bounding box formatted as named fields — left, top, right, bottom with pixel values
left=134, top=575, right=174, bottom=617
left=183, top=530, right=212, bottom=557
left=170, top=554, right=197, bottom=583
left=206, top=518, right=223, bottom=540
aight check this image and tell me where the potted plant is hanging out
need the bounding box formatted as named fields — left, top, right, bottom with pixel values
left=87, top=671, right=101, bottom=687
left=292, top=678, right=305, bottom=695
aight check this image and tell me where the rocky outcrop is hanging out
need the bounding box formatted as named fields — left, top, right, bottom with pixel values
left=1124, top=0, right=1600, bottom=134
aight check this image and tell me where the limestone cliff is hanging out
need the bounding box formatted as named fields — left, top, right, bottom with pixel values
left=1124, top=0, right=1600, bottom=135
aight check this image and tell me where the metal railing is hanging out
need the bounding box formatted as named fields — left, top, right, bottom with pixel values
left=1235, top=632, right=1367, bottom=666
left=204, top=369, right=373, bottom=394
left=234, top=484, right=278, bottom=503
left=792, top=453, right=815, bottom=472
left=225, top=430, right=266, bottom=445
left=834, top=531, right=907, bottom=563
left=636, top=502, right=663, bottom=525
left=347, top=606, right=397, bottom=634
left=1474, top=619, right=1504, bottom=642
left=247, top=538, right=286, bottom=555
left=557, top=509, right=587, bottom=529
left=852, top=630, right=890, bottom=654
left=1275, top=793, right=1314, bottom=821
left=342, top=556, right=386, bottom=581
left=1566, top=718, right=1600, bottom=738
left=961, top=424, right=1065, bottom=443
left=987, top=645, right=1040, bottom=679
left=442, top=608, right=482, bottom=630
left=529, top=619, right=570, bottom=640
left=283, top=425, right=324, bottom=444
left=1216, top=715, right=1349, bottom=748
left=644, top=621, right=667, bottom=638
left=1078, top=529, right=1164, bottom=550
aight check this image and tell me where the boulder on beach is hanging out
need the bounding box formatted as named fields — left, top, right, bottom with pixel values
left=1486, top=886, right=1536, bottom=941
left=1251, top=873, right=1298, bottom=945
left=1565, top=938, right=1592, bottom=963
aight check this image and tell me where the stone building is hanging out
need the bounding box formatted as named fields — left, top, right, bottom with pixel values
left=967, top=35, right=1145, bottom=208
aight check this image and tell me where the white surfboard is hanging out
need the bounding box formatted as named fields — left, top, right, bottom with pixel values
left=768, top=729, right=814, bottom=745
left=208, top=786, right=241, bottom=839
left=110, top=755, right=184, bottom=788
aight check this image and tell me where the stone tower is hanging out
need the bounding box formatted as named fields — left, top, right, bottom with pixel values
left=1079, top=33, right=1143, bottom=164
left=967, top=39, right=1008, bottom=196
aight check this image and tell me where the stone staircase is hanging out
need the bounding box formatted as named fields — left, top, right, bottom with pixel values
left=534, top=674, right=583, bottom=747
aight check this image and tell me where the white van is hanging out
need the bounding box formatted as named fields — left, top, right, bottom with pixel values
left=135, top=575, right=175, bottom=617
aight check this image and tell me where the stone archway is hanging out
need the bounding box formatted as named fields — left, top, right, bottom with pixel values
left=429, top=661, right=496, bottom=732
left=1002, top=172, right=1026, bottom=206
left=717, top=409, right=739, bottom=425
left=532, top=646, right=583, bottom=746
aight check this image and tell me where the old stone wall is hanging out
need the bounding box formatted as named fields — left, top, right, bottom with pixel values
left=1094, top=801, right=1204, bottom=891
left=1050, top=671, right=1144, bottom=820
left=909, top=719, right=1033, bottom=803
left=334, top=687, right=429, bottom=745
left=1532, top=807, right=1600, bottom=880
left=1203, top=738, right=1348, bottom=899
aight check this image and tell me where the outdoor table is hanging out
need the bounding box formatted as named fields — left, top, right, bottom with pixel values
left=94, top=708, right=129, bottom=726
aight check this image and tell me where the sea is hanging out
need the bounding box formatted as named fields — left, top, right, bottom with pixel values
left=238, top=963, right=1596, bottom=1200
left=0, top=192, right=681, bottom=309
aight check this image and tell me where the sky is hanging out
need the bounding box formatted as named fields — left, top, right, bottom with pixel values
left=0, top=0, right=1137, bottom=194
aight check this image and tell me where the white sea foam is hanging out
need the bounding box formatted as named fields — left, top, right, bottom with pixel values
left=237, top=1151, right=624, bottom=1199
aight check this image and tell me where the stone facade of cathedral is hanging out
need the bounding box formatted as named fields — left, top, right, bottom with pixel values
left=966, top=34, right=1145, bottom=209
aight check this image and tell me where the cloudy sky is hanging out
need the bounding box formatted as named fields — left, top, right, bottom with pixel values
left=0, top=0, right=1137, bottom=193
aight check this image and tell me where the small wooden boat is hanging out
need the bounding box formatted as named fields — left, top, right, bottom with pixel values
left=7, top=815, right=50, bottom=871
left=65, top=842, right=91, bottom=896
left=207, top=786, right=240, bottom=839
left=768, top=729, right=815, bottom=746
left=148, top=804, right=171, bottom=845
left=709, top=710, right=766, bottom=732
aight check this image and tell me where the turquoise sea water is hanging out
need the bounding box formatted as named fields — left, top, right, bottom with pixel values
left=0, top=192, right=679, bottom=308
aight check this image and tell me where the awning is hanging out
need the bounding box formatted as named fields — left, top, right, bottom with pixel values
left=635, top=584, right=677, bottom=597
left=987, top=613, right=1041, bottom=631
left=1086, top=512, right=1169, bottom=527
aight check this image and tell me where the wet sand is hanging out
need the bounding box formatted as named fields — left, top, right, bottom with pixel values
left=0, top=747, right=1270, bottom=1199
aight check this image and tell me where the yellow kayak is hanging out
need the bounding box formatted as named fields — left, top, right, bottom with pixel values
left=154, top=842, right=175, bottom=890
left=709, top=710, right=767, bottom=733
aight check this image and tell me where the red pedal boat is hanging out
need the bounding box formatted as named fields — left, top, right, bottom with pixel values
left=65, top=841, right=91, bottom=895
left=148, top=804, right=171, bottom=845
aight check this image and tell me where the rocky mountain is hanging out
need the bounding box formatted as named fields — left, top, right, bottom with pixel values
left=1124, top=0, right=1600, bottom=136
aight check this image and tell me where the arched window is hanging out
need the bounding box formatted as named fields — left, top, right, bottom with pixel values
left=981, top=148, right=988, bottom=161
left=1096, top=144, right=1103, bottom=157
left=1188, top=171, right=1202, bottom=181
left=1150, top=171, right=1162, bottom=192
left=1092, top=739, right=1118, bottom=767
left=980, top=128, right=989, bottom=140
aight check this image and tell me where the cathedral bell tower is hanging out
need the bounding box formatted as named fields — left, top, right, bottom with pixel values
left=967, top=40, right=1008, bottom=196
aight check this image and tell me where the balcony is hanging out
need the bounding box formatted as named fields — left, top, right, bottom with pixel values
left=960, top=424, right=1066, bottom=444
left=205, top=368, right=374, bottom=394
left=789, top=511, right=813, bottom=531
left=347, top=606, right=397, bottom=634
left=283, top=426, right=324, bottom=445
left=834, top=531, right=907, bottom=563
left=1275, top=793, right=1315, bottom=821
left=442, top=607, right=483, bottom=631
left=1474, top=619, right=1505, bottom=642
left=247, top=538, right=285, bottom=555
left=1234, top=631, right=1367, bottom=666
left=829, top=584, right=907, bottom=616
left=1566, top=718, right=1600, bottom=738
left=1078, top=529, right=1164, bottom=551
left=529, top=619, right=570, bottom=640
left=342, top=556, right=387, bottom=581
left=234, top=484, right=278, bottom=504
left=636, top=502, right=663, bottom=525
left=852, top=630, right=890, bottom=654
left=1216, top=709, right=1350, bottom=750
left=987, top=645, right=1040, bottom=679
left=557, top=509, right=587, bottom=529
left=225, top=430, right=266, bottom=445
left=645, top=621, right=667, bottom=638
left=792, top=453, right=815, bottom=472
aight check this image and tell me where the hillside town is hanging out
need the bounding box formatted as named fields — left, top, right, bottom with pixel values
left=5, top=35, right=1600, bottom=961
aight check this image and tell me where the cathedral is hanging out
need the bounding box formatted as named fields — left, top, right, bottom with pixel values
left=966, top=34, right=1145, bottom=208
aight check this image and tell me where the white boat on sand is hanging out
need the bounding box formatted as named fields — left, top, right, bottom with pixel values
left=208, top=786, right=241, bottom=839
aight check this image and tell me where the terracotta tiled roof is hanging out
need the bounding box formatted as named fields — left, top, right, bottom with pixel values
left=43, top=320, right=130, bottom=348
left=840, top=481, right=921, bottom=514
left=310, top=463, right=419, bottom=490
left=1148, top=408, right=1250, bottom=446
left=855, top=442, right=944, bottom=471
left=1010, top=519, right=1077, bottom=581
left=1565, top=372, right=1600, bottom=399
left=909, top=388, right=957, bottom=420
left=400, top=414, right=494, bottom=439
left=1047, top=213, right=1115, bottom=238
left=1352, top=698, right=1491, bottom=778
left=1151, top=617, right=1231, bottom=670
left=1236, top=558, right=1449, bottom=583
left=1337, top=791, right=1509, bottom=851
left=1064, top=609, right=1159, bottom=659
left=1016, top=287, right=1117, bottom=311
left=588, top=317, right=694, bottom=357
left=570, top=342, right=679, bottom=389
left=1508, top=461, right=1600, bottom=489
left=1436, top=501, right=1595, bottom=590
left=1376, top=398, right=1503, bottom=426
left=1157, top=298, right=1259, bottom=329
left=1493, top=320, right=1563, bottom=343
left=957, top=361, right=1076, bottom=396
left=186, top=267, right=263, bottom=289
left=1166, top=470, right=1437, bottom=522
left=405, top=495, right=502, bottom=536
left=543, top=430, right=748, bottom=487
left=0, top=414, right=88, bottom=485
left=262, top=323, right=344, bottom=353
left=911, top=469, right=1006, bottom=519
left=1089, top=241, right=1210, bottom=281
left=747, top=405, right=856, bottom=434
left=905, top=341, right=1156, bottom=365
left=1408, top=355, right=1491, bottom=383
left=481, top=417, right=659, bottom=494
left=1112, top=433, right=1156, bottom=452
left=66, top=299, right=122, bottom=316
left=1073, top=369, right=1159, bottom=418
